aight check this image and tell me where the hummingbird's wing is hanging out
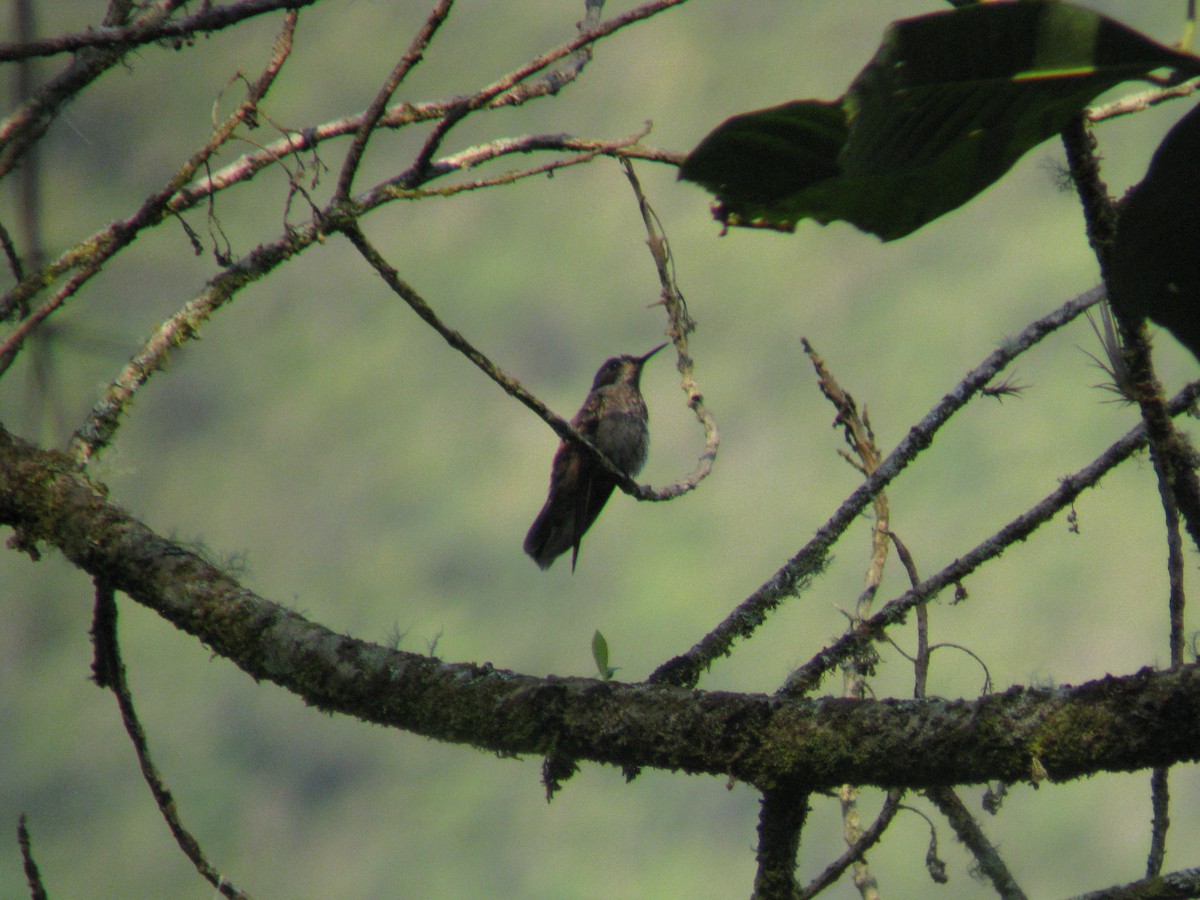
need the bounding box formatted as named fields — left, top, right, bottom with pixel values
left=522, top=392, right=618, bottom=570
left=567, top=468, right=616, bottom=572
left=563, top=392, right=619, bottom=570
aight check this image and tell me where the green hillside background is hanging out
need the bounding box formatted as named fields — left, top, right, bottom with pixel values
left=1, top=2, right=1198, bottom=897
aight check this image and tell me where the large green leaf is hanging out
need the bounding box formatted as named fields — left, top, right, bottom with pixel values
left=1107, top=101, right=1200, bottom=362
left=680, top=1, right=1200, bottom=241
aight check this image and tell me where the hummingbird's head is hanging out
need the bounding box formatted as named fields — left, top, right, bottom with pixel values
left=590, top=342, right=668, bottom=390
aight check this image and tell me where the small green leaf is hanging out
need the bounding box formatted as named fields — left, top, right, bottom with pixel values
left=592, top=629, right=617, bottom=680
left=680, top=1, right=1200, bottom=241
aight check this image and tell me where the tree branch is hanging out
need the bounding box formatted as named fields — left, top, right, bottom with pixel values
left=0, top=2, right=190, bottom=181
left=753, top=788, right=810, bottom=899
left=1071, top=866, right=1200, bottom=900
left=5, top=424, right=1200, bottom=792
left=0, top=0, right=315, bottom=62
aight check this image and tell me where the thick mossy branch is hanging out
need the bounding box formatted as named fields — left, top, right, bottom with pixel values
left=3, top=424, right=1200, bottom=791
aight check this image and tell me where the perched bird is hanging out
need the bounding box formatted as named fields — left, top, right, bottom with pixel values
left=524, top=343, right=667, bottom=571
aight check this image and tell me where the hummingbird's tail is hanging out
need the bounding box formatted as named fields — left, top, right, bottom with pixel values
left=523, top=473, right=616, bottom=571
left=523, top=498, right=564, bottom=570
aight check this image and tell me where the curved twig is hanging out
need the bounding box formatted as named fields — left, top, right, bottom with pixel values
left=621, top=158, right=718, bottom=498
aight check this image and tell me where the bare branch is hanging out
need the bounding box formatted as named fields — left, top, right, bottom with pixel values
left=0, top=2, right=190, bottom=181
left=925, top=788, right=1026, bottom=899
left=90, top=581, right=248, bottom=898
left=17, top=814, right=47, bottom=900
left=334, top=0, right=456, bottom=200
left=0, top=0, right=316, bottom=62
left=1, top=10, right=298, bottom=376
left=336, top=220, right=705, bottom=503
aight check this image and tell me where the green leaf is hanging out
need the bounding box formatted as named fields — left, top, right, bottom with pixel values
left=1107, top=102, right=1200, bottom=362
left=675, top=100, right=846, bottom=225
left=680, top=1, right=1200, bottom=241
left=592, top=629, right=617, bottom=680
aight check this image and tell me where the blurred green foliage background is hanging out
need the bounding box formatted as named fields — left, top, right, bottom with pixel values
left=2, top=1, right=1198, bottom=896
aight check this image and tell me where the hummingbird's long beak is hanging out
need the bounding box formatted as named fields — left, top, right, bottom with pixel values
left=638, top=342, right=669, bottom=364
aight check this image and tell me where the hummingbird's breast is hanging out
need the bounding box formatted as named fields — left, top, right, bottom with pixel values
left=592, top=388, right=651, bottom=475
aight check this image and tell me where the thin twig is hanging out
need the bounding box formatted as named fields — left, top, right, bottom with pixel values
left=0, top=0, right=314, bottom=61
left=1146, top=400, right=1187, bottom=879
left=337, top=221, right=701, bottom=501
left=167, top=113, right=680, bottom=221
left=803, top=339, right=890, bottom=897
left=781, top=378, right=1200, bottom=696
left=924, top=788, right=1026, bottom=899
left=799, top=791, right=902, bottom=899
left=0, top=1, right=190, bottom=181
left=1, top=10, right=298, bottom=376
left=620, top=157, right=718, bottom=496
left=0, top=219, right=23, bottom=282
left=889, top=533, right=932, bottom=699
left=90, top=580, right=249, bottom=899
left=356, top=131, right=677, bottom=208
left=378, top=0, right=690, bottom=193
left=1088, top=78, right=1200, bottom=123
left=455, top=0, right=692, bottom=112
left=17, top=814, right=48, bottom=900
left=333, top=0, right=456, bottom=200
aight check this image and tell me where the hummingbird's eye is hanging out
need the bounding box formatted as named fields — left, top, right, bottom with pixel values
left=593, top=359, right=623, bottom=388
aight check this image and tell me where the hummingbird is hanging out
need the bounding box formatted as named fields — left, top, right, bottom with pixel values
left=524, top=342, right=667, bottom=571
